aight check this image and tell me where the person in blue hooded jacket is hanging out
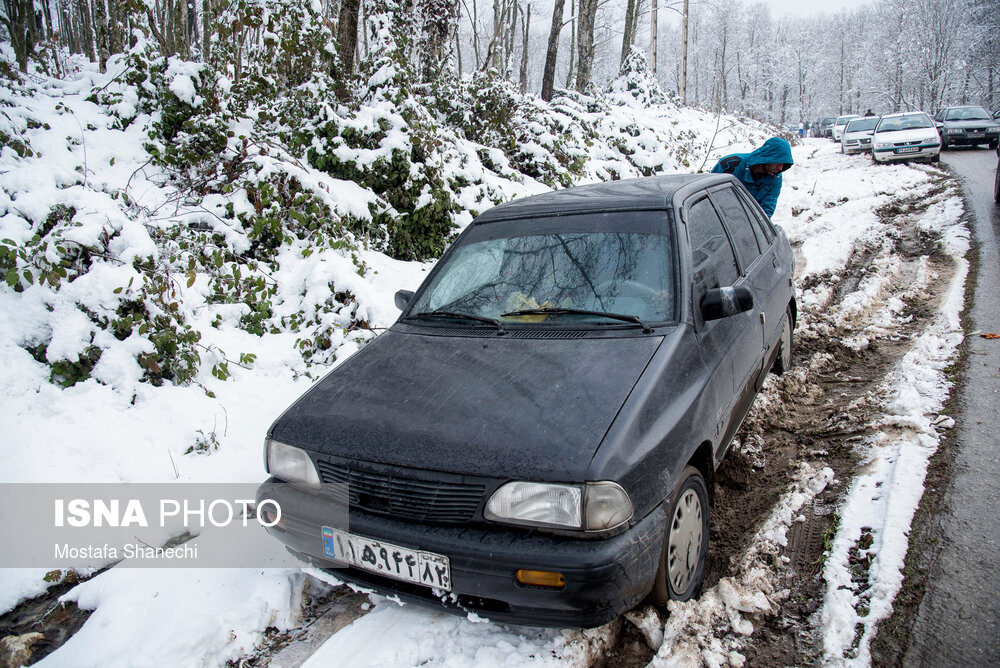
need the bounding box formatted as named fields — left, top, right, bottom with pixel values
left=710, top=137, right=794, bottom=217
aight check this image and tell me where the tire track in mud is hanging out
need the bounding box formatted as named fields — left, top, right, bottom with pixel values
left=705, top=178, right=959, bottom=666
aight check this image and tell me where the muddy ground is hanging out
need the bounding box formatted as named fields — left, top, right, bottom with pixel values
left=1, top=176, right=960, bottom=668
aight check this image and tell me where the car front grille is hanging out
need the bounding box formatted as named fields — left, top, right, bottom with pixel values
left=317, top=458, right=486, bottom=523
left=892, top=140, right=923, bottom=147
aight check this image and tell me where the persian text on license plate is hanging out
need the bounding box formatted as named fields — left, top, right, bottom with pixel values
left=967, top=133, right=984, bottom=138
left=322, top=527, right=452, bottom=591
left=896, top=146, right=920, bottom=153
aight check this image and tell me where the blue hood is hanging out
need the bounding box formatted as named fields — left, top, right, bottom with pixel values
left=746, top=137, right=794, bottom=171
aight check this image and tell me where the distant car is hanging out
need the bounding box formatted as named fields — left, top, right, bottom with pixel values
left=256, top=174, right=797, bottom=628
left=815, top=117, right=836, bottom=138
left=832, top=114, right=862, bottom=142
left=872, top=112, right=941, bottom=164
left=841, top=117, right=879, bottom=154
left=933, top=106, right=999, bottom=149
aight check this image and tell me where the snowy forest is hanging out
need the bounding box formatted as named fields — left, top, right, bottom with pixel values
left=5, top=0, right=1000, bottom=124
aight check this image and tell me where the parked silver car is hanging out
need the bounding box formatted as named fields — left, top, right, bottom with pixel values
left=832, top=114, right=861, bottom=142
left=841, top=117, right=879, bottom=154
left=872, top=112, right=941, bottom=164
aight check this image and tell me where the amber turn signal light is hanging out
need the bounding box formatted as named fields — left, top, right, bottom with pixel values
left=515, top=569, right=565, bottom=588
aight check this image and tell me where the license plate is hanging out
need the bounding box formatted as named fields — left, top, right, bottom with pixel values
left=895, top=146, right=920, bottom=153
left=967, top=133, right=984, bottom=138
left=322, top=527, right=452, bottom=591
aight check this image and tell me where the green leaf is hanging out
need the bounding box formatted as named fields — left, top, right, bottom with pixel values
left=5, top=269, right=18, bottom=287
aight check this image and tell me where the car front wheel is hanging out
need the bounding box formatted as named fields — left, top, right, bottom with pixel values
left=651, top=465, right=709, bottom=604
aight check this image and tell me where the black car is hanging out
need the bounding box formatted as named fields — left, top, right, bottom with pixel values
left=257, top=174, right=797, bottom=627
left=933, top=106, right=1000, bottom=149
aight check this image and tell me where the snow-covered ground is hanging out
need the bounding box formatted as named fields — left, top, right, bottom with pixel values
left=1, top=56, right=968, bottom=668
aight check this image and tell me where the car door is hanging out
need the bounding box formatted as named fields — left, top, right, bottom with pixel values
left=706, top=186, right=769, bottom=401
left=685, top=194, right=760, bottom=459
left=725, top=185, right=792, bottom=382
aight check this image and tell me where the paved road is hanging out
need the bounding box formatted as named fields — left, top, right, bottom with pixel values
left=905, top=147, right=1000, bottom=666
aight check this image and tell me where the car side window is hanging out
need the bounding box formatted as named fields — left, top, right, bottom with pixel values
left=734, top=186, right=777, bottom=242
left=687, top=197, right=739, bottom=294
left=709, top=187, right=761, bottom=271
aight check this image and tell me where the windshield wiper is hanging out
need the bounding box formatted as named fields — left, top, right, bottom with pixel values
left=501, top=307, right=655, bottom=333
left=407, top=310, right=506, bottom=335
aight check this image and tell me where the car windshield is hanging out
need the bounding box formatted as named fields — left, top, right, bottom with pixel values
left=406, top=212, right=676, bottom=326
left=835, top=116, right=858, bottom=125
left=876, top=114, right=933, bottom=132
left=945, top=107, right=990, bottom=121
left=846, top=118, right=878, bottom=132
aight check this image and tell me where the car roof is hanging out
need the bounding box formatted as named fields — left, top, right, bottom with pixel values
left=473, top=174, right=737, bottom=223
left=879, top=111, right=929, bottom=119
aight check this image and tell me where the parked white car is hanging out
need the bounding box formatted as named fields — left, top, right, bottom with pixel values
left=871, top=112, right=941, bottom=164
left=832, top=114, right=861, bottom=141
left=841, top=117, right=879, bottom=154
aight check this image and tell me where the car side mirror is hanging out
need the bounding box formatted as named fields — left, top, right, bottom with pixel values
left=394, top=289, right=415, bottom=311
left=701, top=286, right=754, bottom=321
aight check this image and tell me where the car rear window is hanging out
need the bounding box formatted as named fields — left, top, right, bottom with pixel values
left=407, top=211, right=678, bottom=325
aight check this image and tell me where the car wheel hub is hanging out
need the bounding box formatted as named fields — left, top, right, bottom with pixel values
left=668, top=489, right=703, bottom=592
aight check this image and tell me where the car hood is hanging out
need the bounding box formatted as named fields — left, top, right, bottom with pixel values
left=875, top=128, right=938, bottom=143
left=943, top=119, right=994, bottom=128
left=843, top=130, right=874, bottom=139
left=269, top=329, right=664, bottom=481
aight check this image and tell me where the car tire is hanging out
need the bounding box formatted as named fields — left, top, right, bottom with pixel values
left=772, top=307, right=794, bottom=375
left=941, top=139, right=948, bottom=150
left=651, top=465, right=709, bottom=605
left=930, top=152, right=940, bottom=164
left=990, top=140, right=998, bottom=150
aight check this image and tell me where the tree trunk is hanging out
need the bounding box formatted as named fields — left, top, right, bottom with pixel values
left=338, top=0, right=362, bottom=74
left=93, top=0, right=109, bottom=72
left=420, top=0, right=458, bottom=81
left=574, top=0, right=596, bottom=92
left=564, top=0, right=575, bottom=89
left=540, top=0, right=565, bottom=101
left=518, top=3, right=530, bottom=92
left=1, top=0, right=36, bottom=72
left=79, top=0, right=96, bottom=63
left=620, top=0, right=636, bottom=67
left=202, top=0, right=212, bottom=61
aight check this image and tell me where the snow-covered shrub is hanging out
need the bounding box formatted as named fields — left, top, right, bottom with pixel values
left=606, top=47, right=673, bottom=108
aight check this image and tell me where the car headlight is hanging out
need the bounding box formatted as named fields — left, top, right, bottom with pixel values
left=988, top=126, right=1000, bottom=132
left=265, top=438, right=321, bottom=488
left=875, top=142, right=893, bottom=149
left=485, top=481, right=632, bottom=531
left=945, top=128, right=963, bottom=133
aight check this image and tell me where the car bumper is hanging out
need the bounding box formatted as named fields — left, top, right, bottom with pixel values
left=873, top=143, right=940, bottom=162
left=942, top=131, right=999, bottom=146
left=843, top=142, right=870, bottom=154
left=256, top=478, right=666, bottom=628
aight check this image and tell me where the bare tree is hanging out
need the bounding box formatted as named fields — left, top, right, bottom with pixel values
left=574, top=0, right=597, bottom=92
left=518, top=2, right=530, bottom=92
left=620, top=0, right=640, bottom=67
left=540, top=0, right=566, bottom=100
left=0, top=0, right=37, bottom=72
